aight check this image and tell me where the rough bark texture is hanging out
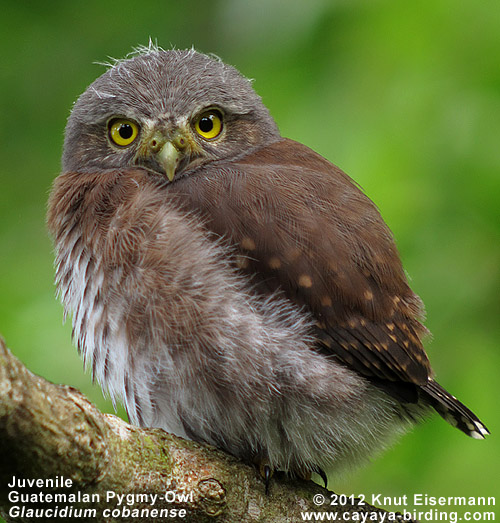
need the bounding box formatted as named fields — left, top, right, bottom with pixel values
left=0, top=337, right=414, bottom=522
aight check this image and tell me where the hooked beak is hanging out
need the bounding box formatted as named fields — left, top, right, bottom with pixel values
left=157, top=141, right=181, bottom=182
left=135, top=129, right=189, bottom=182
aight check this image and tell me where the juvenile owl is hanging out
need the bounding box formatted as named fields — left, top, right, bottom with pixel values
left=47, top=47, right=488, bottom=485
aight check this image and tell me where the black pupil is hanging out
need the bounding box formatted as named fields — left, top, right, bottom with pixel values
left=119, top=124, right=133, bottom=139
left=199, top=116, right=214, bottom=133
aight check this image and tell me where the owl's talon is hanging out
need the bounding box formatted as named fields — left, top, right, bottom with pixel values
left=254, top=457, right=274, bottom=494
left=313, top=466, right=328, bottom=489
left=263, top=463, right=272, bottom=495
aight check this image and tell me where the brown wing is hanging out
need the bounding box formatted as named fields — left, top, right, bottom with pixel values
left=167, top=138, right=432, bottom=385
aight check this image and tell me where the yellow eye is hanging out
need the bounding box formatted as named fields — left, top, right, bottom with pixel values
left=108, top=119, right=139, bottom=147
left=194, top=110, right=223, bottom=140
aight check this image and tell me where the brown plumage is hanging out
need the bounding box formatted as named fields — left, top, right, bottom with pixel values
left=166, top=138, right=431, bottom=385
left=47, top=46, right=488, bottom=481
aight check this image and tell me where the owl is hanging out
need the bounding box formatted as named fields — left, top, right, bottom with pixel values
left=47, top=46, right=488, bottom=485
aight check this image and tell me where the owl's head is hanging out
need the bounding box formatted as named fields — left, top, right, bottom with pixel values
left=63, top=47, right=280, bottom=180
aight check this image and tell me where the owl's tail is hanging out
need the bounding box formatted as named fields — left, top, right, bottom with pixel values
left=423, top=380, right=489, bottom=439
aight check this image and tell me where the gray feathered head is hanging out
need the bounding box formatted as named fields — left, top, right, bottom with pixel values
left=63, top=46, right=280, bottom=180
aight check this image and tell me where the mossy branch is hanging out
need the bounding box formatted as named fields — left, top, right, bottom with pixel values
left=0, top=337, right=413, bottom=522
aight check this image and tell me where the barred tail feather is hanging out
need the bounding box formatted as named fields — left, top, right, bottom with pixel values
left=423, top=380, right=489, bottom=439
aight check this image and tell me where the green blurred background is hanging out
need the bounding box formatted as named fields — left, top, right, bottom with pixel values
left=1, top=0, right=498, bottom=518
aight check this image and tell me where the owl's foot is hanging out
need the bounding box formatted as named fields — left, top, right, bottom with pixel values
left=295, top=469, right=312, bottom=481
left=294, top=465, right=328, bottom=488
left=253, top=457, right=327, bottom=493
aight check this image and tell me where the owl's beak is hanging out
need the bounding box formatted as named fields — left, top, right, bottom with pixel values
left=157, top=141, right=182, bottom=182
left=137, top=130, right=188, bottom=182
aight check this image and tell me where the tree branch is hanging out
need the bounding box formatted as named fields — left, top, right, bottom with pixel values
left=0, top=337, right=413, bottom=522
